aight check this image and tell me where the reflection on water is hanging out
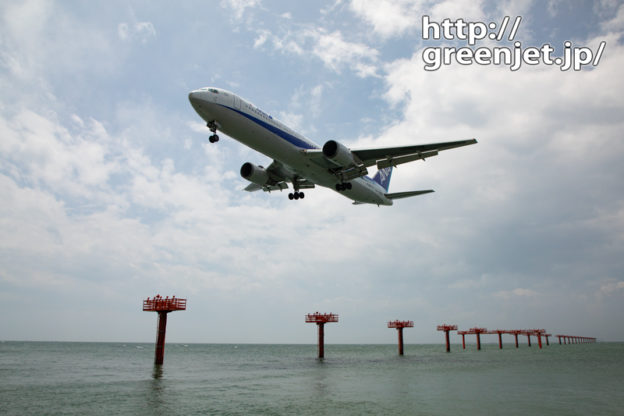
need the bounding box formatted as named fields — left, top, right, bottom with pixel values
left=152, top=364, right=163, bottom=379
left=312, top=358, right=330, bottom=399
left=146, top=364, right=168, bottom=416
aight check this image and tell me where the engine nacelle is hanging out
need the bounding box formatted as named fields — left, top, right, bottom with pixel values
left=240, top=162, right=270, bottom=186
left=322, top=140, right=356, bottom=167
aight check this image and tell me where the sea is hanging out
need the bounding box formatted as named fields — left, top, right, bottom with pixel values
left=1, top=341, right=623, bottom=415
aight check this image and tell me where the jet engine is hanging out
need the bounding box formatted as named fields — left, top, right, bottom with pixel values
left=322, top=140, right=356, bottom=167
left=240, top=162, right=270, bottom=186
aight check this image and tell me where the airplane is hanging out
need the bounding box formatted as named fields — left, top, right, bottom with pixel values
left=188, top=87, right=477, bottom=206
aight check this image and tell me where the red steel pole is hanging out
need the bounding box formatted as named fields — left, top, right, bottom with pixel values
left=515, top=333, right=519, bottom=348
left=498, top=333, right=503, bottom=349
left=527, top=333, right=532, bottom=347
left=154, top=311, right=168, bottom=365
left=445, top=330, right=451, bottom=352
left=318, top=323, right=325, bottom=359
left=476, top=333, right=481, bottom=350
left=397, top=328, right=404, bottom=355
left=461, top=334, right=466, bottom=349
left=537, top=333, right=543, bottom=349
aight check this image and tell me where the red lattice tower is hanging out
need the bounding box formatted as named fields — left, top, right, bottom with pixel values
left=388, top=320, right=414, bottom=355
left=305, top=312, right=338, bottom=359
left=436, top=324, right=458, bottom=352
left=143, top=295, right=187, bottom=365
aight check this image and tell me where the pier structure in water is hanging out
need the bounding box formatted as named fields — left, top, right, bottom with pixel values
left=458, top=327, right=488, bottom=350
left=449, top=326, right=596, bottom=350
left=143, top=295, right=187, bottom=365
left=388, top=320, right=414, bottom=355
left=436, top=324, right=457, bottom=352
left=305, top=312, right=339, bottom=359
left=556, top=334, right=596, bottom=344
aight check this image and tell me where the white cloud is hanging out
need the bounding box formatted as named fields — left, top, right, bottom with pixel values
left=599, top=280, right=624, bottom=295
left=259, top=27, right=380, bottom=78
left=117, top=21, right=156, bottom=43
left=311, top=29, right=379, bottom=76
left=349, top=0, right=535, bottom=40
left=495, top=288, right=539, bottom=299
left=0, top=109, right=119, bottom=199
left=253, top=29, right=270, bottom=48
left=221, top=0, right=262, bottom=20
left=349, top=0, right=422, bottom=39
left=601, top=2, right=624, bottom=31
left=0, top=0, right=117, bottom=84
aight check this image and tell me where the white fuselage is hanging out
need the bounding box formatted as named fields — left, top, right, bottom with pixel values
left=188, top=87, right=392, bottom=205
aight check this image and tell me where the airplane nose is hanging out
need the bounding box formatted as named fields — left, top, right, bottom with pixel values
left=189, top=90, right=206, bottom=110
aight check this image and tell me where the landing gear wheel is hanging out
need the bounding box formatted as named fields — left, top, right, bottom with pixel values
left=288, top=191, right=305, bottom=201
left=207, top=121, right=219, bottom=143
left=335, top=183, right=351, bottom=192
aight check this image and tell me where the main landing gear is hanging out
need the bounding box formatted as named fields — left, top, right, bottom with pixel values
left=288, top=192, right=305, bottom=200
left=207, top=121, right=219, bottom=143
left=335, top=182, right=352, bottom=192
left=289, top=178, right=305, bottom=201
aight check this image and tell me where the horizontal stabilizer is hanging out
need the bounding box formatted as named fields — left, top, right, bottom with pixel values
left=385, top=190, right=434, bottom=200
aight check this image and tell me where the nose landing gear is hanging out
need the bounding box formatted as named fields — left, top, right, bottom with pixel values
left=207, top=121, right=219, bottom=143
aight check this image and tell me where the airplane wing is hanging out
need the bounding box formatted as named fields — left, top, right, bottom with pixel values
left=353, top=138, right=477, bottom=168
left=303, top=138, right=477, bottom=181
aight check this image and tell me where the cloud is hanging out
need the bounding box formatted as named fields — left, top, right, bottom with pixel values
left=221, top=0, right=262, bottom=20
left=494, top=288, right=539, bottom=299
left=349, top=0, right=536, bottom=40
left=117, top=21, right=156, bottom=43
left=599, top=280, right=624, bottom=295
left=256, top=27, right=380, bottom=77
left=0, top=0, right=118, bottom=89
left=311, top=29, right=380, bottom=77
left=601, top=2, right=624, bottom=32
left=0, top=109, right=120, bottom=201
left=349, top=0, right=489, bottom=39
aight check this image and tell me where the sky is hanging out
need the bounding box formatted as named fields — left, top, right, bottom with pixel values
left=1, top=0, right=623, bottom=344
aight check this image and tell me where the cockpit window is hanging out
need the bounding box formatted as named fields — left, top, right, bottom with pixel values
left=209, top=88, right=219, bottom=94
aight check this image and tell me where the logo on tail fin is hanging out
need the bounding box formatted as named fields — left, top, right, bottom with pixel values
left=372, top=167, right=393, bottom=192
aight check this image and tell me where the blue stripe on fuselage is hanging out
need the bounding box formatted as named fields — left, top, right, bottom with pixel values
left=218, top=104, right=319, bottom=150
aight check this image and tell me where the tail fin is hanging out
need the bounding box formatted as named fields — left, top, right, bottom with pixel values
left=372, top=167, right=393, bottom=192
